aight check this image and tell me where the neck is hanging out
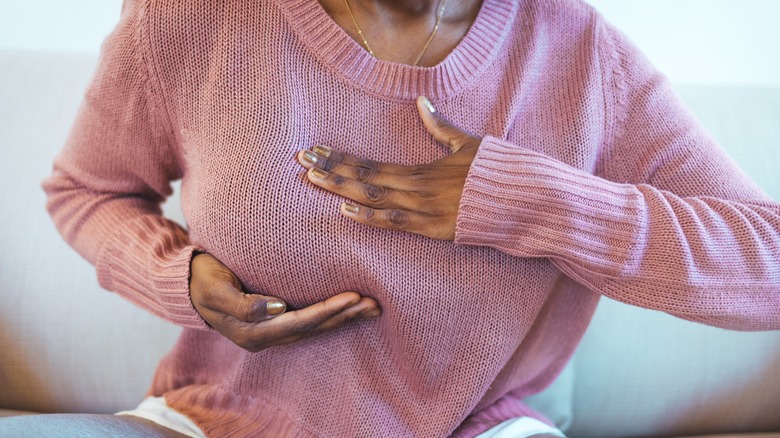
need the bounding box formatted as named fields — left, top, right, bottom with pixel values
left=348, top=0, right=478, bottom=23
left=355, top=0, right=438, bottom=16
left=320, top=0, right=483, bottom=66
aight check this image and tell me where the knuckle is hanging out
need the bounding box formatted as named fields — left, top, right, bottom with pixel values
left=290, top=318, right=318, bottom=336
left=358, top=158, right=380, bottom=171
left=436, top=115, right=454, bottom=131
left=363, top=184, right=389, bottom=205
left=386, top=209, right=409, bottom=228
left=197, top=286, right=218, bottom=308
left=331, top=174, right=347, bottom=187
left=451, top=136, right=470, bottom=152
left=239, top=302, right=262, bottom=323
left=355, top=165, right=377, bottom=183
left=212, top=267, right=237, bottom=284
left=408, top=168, right=430, bottom=183
left=324, top=149, right=342, bottom=162
left=364, top=207, right=376, bottom=223
left=444, top=121, right=462, bottom=135
left=416, top=189, right=438, bottom=201
left=319, top=157, right=336, bottom=172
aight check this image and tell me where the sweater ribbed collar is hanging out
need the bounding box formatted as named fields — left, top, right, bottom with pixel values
left=278, top=0, right=518, bottom=101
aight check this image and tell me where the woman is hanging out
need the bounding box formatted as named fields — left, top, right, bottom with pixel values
left=4, top=0, right=779, bottom=436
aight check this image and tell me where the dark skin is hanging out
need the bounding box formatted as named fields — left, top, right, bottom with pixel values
left=296, top=96, right=482, bottom=241
left=190, top=0, right=482, bottom=353
left=320, top=0, right=483, bottom=67
left=189, top=252, right=381, bottom=352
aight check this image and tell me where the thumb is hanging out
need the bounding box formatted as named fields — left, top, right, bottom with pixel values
left=238, top=292, right=288, bottom=322
left=192, top=252, right=287, bottom=322
left=416, top=96, right=471, bottom=153
left=214, top=279, right=287, bottom=323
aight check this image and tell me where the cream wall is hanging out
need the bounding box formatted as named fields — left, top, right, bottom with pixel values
left=0, top=1, right=121, bottom=55
left=588, top=0, right=780, bottom=86
left=1, top=0, right=779, bottom=86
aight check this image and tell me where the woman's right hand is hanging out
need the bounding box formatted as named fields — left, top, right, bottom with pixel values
left=189, top=252, right=380, bottom=352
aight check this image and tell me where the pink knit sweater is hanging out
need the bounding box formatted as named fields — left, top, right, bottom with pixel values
left=43, top=0, right=780, bottom=436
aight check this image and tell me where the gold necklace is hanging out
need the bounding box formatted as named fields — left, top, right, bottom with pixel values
left=343, top=0, right=449, bottom=66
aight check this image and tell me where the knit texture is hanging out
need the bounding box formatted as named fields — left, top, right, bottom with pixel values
left=42, top=0, right=780, bottom=436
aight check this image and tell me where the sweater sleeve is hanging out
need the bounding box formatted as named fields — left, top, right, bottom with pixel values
left=42, top=0, right=208, bottom=329
left=454, top=18, right=780, bottom=331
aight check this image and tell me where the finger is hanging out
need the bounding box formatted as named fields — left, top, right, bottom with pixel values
left=306, top=166, right=415, bottom=210
left=416, top=96, right=474, bottom=153
left=311, top=297, right=381, bottom=332
left=191, top=253, right=289, bottom=323
left=268, top=296, right=381, bottom=347
left=242, top=293, right=379, bottom=348
left=340, top=202, right=450, bottom=239
left=304, top=145, right=408, bottom=174
left=297, top=149, right=409, bottom=189
left=199, top=279, right=287, bottom=323
left=224, top=291, right=288, bottom=324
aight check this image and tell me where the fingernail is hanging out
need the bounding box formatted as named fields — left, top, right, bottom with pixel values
left=266, top=301, right=286, bottom=316
left=302, top=151, right=319, bottom=164
left=310, top=168, right=329, bottom=180
left=313, top=145, right=332, bottom=157
left=420, top=96, right=436, bottom=113
left=343, top=202, right=360, bottom=214
left=362, top=309, right=381, bottom=318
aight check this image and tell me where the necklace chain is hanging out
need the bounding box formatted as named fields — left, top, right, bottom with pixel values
left=343, top=0, right=449, bottom=66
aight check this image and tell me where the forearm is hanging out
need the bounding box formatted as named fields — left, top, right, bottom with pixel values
left=456, top=136, right=780, bottom=330
left=43, top=168, right=207, bottom=329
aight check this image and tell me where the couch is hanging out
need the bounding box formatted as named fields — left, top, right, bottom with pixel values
left=1, top=50, right=778, bottom=437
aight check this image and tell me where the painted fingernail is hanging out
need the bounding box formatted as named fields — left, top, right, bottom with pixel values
left=313, top=145, right=332, bottom=157
left=343, top=202, right=360, bottom=214
left=362, top=309, right=381, bottom=318
left=310, top=168, right=329, bottom=180
left=420, top=96, right=436, bottom=113
left=302, top=151, right=319, bottom=164
left=266, top=301, right=286, bottom=316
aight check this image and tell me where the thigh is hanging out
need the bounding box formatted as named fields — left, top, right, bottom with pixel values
left=0, top=413, right=188, bottom=438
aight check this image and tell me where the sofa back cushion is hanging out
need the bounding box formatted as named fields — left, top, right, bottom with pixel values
left=0, top=51, right=182, bottom=414
left=567, top=86, right=780, bottom=437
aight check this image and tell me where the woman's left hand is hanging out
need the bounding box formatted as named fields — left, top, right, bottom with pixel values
left=296, top=96, right=482, bottom=241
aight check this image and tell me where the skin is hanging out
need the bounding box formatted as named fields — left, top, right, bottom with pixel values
left=296, top=97, right=481, bottom=241
left=190, top=252, right=380, bottom=352
left=319, top=0, right=483, bottom=66
left=190, top=1, right=482, bottom=353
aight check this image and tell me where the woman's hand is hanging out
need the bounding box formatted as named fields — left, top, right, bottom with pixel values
left=296, top=96, right=481, bottom=241
left=189, top=252, right=380, bottom=352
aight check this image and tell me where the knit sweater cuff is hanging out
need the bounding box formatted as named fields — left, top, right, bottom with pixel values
left=96, top=215, right=209, bottom=330
left=455, top=136, right=646, bottom=276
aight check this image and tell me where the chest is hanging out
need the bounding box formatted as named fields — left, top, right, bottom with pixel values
left=171, top=32, right=604, bottom=332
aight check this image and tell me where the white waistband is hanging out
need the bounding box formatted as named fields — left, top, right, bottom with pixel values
left=116, top=396, right=206, bottom=438
left=476, top=416, right=567, bottom=438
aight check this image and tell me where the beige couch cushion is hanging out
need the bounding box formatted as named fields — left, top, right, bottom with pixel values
left=567, top=86, right=780, bottom=437
left=0, top=51, right=181, bottom=414
left=1, top=50, right=778, bottom=438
